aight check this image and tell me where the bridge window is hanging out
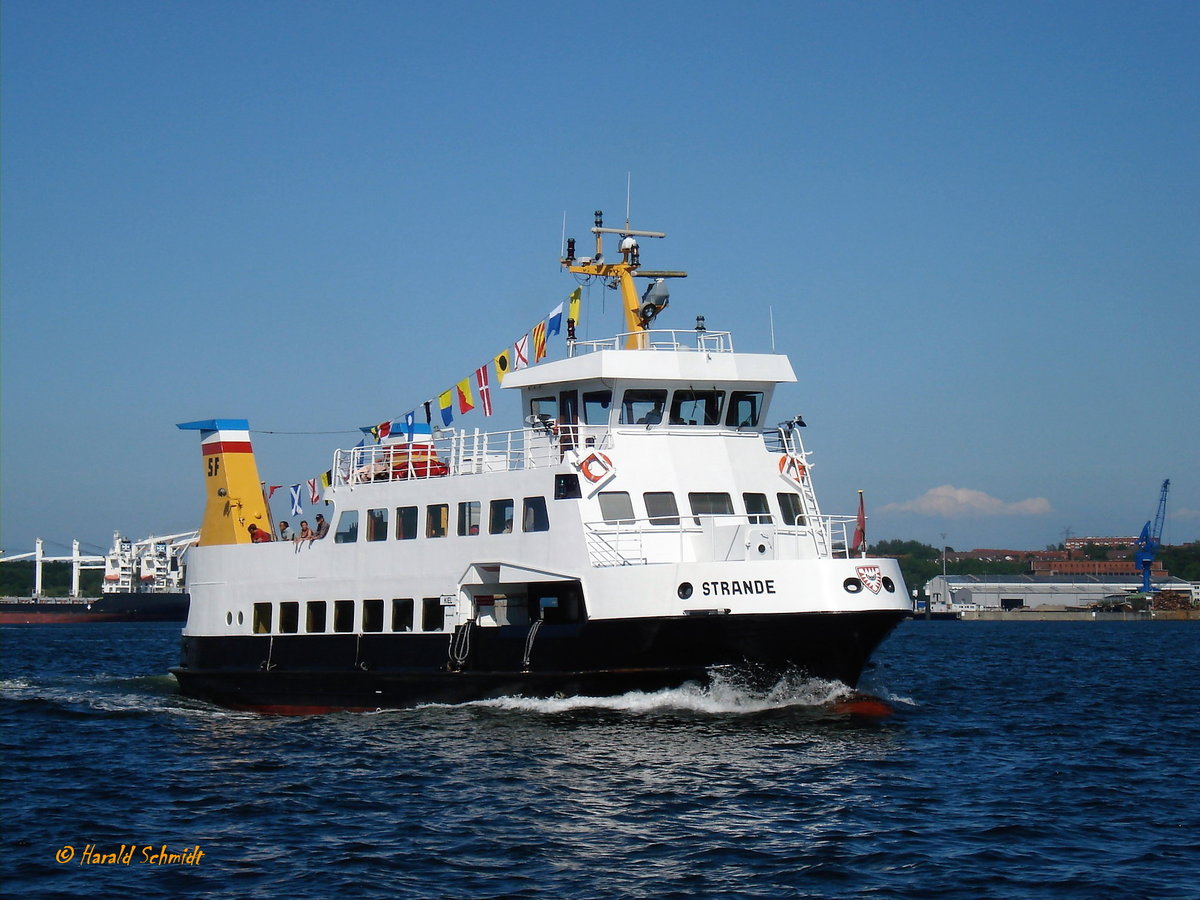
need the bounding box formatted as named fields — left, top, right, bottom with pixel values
left=523, top=497, right=550, bottom=532
left=366, top=508, right=388, bottom=542
left=645, top=491, right=680, bottom=525
left=396, top=506, right=418, bottom=540
left=583, top=390, right=612, bottom=424
left=363, top=599, right=384, bottom=633
left=530, top=396, right=557, bottom=421
left=426, top=504, right=448, bottom=538
left=744, top=493, right=772, bottom=524
left=458, top=501, right=481, bottom=536
left=670, top=390, right=725, bottom=425
left=334, top=510, right=358, bottom=543
left=598, top=491, right=635, bottom=524
left=688, top=492, right=734, bottom=525
left=620, top=389, right=667, bottom=425
left=726, top=391, right=764, bottom=428
left=392, top=598, right=414, bottom=632
left=333, top=599, right=355, bottom=632
left=306, top=601, right=327, bottom=633
left=777, top=493, right=807, bottom=526
left=279, top=601, right=299, bottom=633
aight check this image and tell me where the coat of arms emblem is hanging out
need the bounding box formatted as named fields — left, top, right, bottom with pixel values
left=856, top=565, right=883, bottom=594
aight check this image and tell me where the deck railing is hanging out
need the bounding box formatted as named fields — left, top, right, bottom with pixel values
left=333, top=425, right=614, bottom=486
left=581, top=514, right=862, bottom=567
left=569, top=329, right=734, bottom=355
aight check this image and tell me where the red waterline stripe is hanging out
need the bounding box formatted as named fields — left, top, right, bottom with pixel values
left=201, top=441, right=254, bottom=455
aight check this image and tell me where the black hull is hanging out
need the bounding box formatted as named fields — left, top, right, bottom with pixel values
left=0, top=592, right=189, bottom=624
left=172, top=609, right=906, bottom=712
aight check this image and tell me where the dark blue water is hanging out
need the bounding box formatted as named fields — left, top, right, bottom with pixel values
left=3, top=621, right=1198, bottom=899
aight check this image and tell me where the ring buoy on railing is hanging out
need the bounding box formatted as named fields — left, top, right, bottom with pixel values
left=578, top=451, right=614, bottom=483
left=778, top=454, right=807, bottom=483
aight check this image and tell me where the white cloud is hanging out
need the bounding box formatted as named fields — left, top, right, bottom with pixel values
left=1170, top=507, right=1200, bottom=521
left=880, top=485, right=1052, bottom=518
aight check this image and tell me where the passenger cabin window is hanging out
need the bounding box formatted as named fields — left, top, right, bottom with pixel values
left=396, top=506, right=418, bottom=540
left=366, top=508, right=388, bottom=542
left=583, top=390, right=612, bottom=425
left=422, top=597, right=445, bottom=632
left=458, top=501, right=481, bottom=536
left=306, top=601, right=327, bottom=633
left=670, top=390, right=725, bottom=425
left=523, top=497, right=550, bottom=532
left=252, top=602, right=272, bottom=634
left=426, top=504, right=448, bottom=538
left=333, top=599, right=355, bottom=633
left=490, top=499, right=514, bottom=534
left=598, top=491, right=636, bottom=524
left=554, top=473, right=582, bottom=500
left=777, top=493, right=807, bottom=526
left=726, top=391, right=764, bottom=428
left=688, top=492, right=734, bottom=525
left=644, top=491, right=680, bottom=525
left=279, top=602, right=299, bottom=633
left=744, top=493, right=773, bottom=524
left=362, top=599, right=384, bottom=633
left=334, top=510, right=358, bottom=543
left=620, top=389, right=667, bottom=425
left=392, top=598, right=414, bottom=632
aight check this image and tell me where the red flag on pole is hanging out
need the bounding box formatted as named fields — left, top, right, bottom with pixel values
left=850, top=490, right=866, bottom=555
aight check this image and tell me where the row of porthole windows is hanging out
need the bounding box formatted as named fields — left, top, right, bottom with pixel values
left=246, top=598, right=450, bottom=635
left=332, top=497, right=551, bottom=543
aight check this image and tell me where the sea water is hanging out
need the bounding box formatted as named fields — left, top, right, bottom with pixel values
left=2, top=620, right=1198, bottom=899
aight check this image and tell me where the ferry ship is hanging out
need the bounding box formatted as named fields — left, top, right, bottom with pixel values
left=171, top=213, right=911, bottom=712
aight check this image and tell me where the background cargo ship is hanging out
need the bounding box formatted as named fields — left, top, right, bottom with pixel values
left=0, top=531, right=194, bottom=623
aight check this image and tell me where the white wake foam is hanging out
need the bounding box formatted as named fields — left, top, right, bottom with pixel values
left=452, top=669, right=857, bottom=716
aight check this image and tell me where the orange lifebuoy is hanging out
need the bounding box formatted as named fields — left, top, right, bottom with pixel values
left=579, top=452, right=614, bottom=483
left=778, top=454, right=807, bottom=482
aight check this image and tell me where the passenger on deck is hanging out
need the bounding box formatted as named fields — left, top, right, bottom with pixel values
left=294, top=520, right=314, bottom=542
left=278, top=521, right=291, bottom=541
left=313, top=514, right=329, bottom=539
left=248, top=524, right=272, bottom=543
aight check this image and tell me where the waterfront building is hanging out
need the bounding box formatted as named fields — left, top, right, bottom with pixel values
left=923, top=573, right=1192, bottom=613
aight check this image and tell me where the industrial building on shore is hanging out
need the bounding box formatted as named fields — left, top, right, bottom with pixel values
left=923, top=573, right=1196, bottom=616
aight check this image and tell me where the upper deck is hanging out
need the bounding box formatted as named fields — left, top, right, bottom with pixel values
left=331, top=327, right=797, bottom=490
left=501, top=329, right=796, bottom=389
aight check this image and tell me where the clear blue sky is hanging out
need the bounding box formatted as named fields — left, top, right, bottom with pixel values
left=3, top=0, right=1197, bottom=559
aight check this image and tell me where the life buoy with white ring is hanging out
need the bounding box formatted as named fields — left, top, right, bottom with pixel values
left=778, top=454, right=807, bottom=482
left=579, top=452, right=614, bottom=483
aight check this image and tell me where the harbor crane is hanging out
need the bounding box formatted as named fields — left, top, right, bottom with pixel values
left=1134, top=479, right=1170, bottom=592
